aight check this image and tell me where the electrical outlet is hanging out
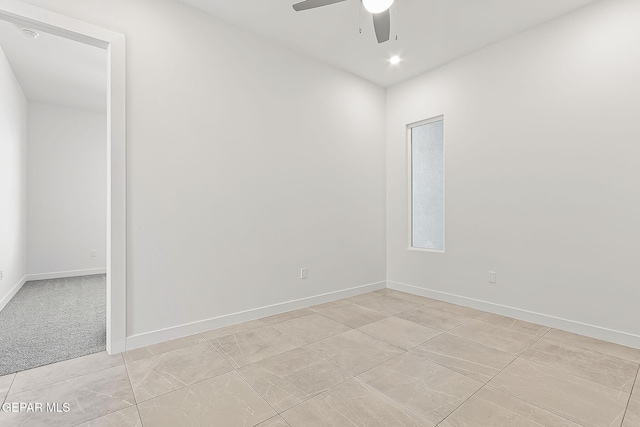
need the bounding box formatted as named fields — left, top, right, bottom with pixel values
left=300, top=268, right=308, bottom=279
left=489, top=271, right=496, bottom=283
left=0, top=270, right=4, bottom=281
left=90, top=250, right=97, bottom=258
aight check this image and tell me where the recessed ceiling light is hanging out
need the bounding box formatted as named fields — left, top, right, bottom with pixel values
left=21, top=28, right=40, bottom=39
left=362, top=0, right=395, bottom=14
left=389, top=56, right=401, bottom=65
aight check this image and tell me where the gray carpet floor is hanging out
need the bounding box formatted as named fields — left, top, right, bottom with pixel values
left=0, top=274, right=106, bottom=376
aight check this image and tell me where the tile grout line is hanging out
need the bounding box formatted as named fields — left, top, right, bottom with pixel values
left=352, top=359, right=434, bottom=424
left=433, top=329, right=552, bottom=426
left=207, top=324, right=305, bottom=370
left=355, top=323, right=445, bottom=353
left=299, top=336, right=364, bottom=386
left=438, top=328, right=589, bottom=427
left=397, top=312, right=553, bottom=383
left=261, top=310, right=317, bottom=328
left=6, top=353, right=126, bottom=398
left=487, top=357, right=629, bottom=427
left=311, top=294, right=443, bottom=333
left=542, top=330, right=640, bottom=365
left=128, top=372, right=224, bottom=408
left=124, top=335, right=218, bottom=365
left=232, top=335, right=357, bottom=419
left=352, top=376, right=434, bottom=424
left=620, top=364, right=639, bottom=427
left=206, top=326, right=348, bottom=422
left=123, top=360, right=145, bottom=427
left=301, top=327, right=404, bottom=369
left=400, top=330, right=445, bottom=354
left=123, top=360, right=239, bottom=409
left=207, top=328, right=305, bottom=371
left=326, top=293, right=433, bottom=317
left=277, top=345, right=434, bottom=423
left=135, top=402, right=145, bottom=427
left=119, top=341, right=238, bottom=408
left=405, top=297, right=482, bottom=318
left=304, top=331, right=396, bottom=372
left=278, top=325, right=353, bottom=349
left=355, top=296, right=432, bottom=313
left=348, top=351, right=457, bottom=425
left=234, top=368, right=282, bottom=421
left=388, top=311, right=482, bottom=354
left=1, top=373, right=17, bottom=406
left=313, top=308, right=392, bottom=329
left=343, top=298, right=444, bottom=352
left=517, top=335, right=640, bottom=394
left=68, top=355, right=138, bottom=427
left=398, top=313, right=480, bottom=355
left=439, top=319, right=640, bottom=398
left=389, top=291, right=640, bottom=365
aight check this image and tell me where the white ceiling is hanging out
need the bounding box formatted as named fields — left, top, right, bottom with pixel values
left=180, top=0, right=600, bottom=87
left=0, top=18, right=107, bottom=112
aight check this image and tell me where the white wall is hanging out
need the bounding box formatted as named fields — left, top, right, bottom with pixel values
left=0, top=45, right=27, bottom=310
left=21, top=0, right=387, bottom=344
left=27, top=102, right=107, bottom=277
left=386, top=0, right=640, bottom=346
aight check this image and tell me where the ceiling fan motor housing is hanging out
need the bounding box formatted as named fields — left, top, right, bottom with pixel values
left=292, top=0, right=392, bottom=43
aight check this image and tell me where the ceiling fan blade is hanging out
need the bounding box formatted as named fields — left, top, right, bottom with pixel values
left=372, top=9, right=390, bottom=43
left=292, top=0, right=348, bottom=12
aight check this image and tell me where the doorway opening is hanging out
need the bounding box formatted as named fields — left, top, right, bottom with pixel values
left=0, top=1, right=126, bottom=370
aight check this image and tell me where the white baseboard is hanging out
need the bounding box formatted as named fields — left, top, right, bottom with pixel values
left=26, top=268, right=107, bottom=282
left=0, top=275, right=27, bottom=313
left=387, top=280, right=640, bottom=350
left=126, top=280, right=387, bottom=351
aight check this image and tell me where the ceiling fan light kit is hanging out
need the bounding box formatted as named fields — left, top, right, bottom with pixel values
left=292, top=0, right=393, bottom=44
left=362, top=0, right=394, bottom=14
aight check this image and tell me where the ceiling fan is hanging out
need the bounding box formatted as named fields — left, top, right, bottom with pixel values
left=292, top=0, right=394, bottom=44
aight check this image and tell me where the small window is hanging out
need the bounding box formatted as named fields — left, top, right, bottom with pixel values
left=410, top=117, right=444, bottom=251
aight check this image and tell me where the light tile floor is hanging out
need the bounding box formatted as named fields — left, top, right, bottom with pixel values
left=1, top=288, right=639, bottom=426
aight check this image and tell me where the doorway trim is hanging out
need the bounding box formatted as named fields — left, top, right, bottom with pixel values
left=0, top=0, right=127, bottom=354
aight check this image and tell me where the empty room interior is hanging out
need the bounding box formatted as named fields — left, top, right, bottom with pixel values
left=0, top=0, right=638, bottom=426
